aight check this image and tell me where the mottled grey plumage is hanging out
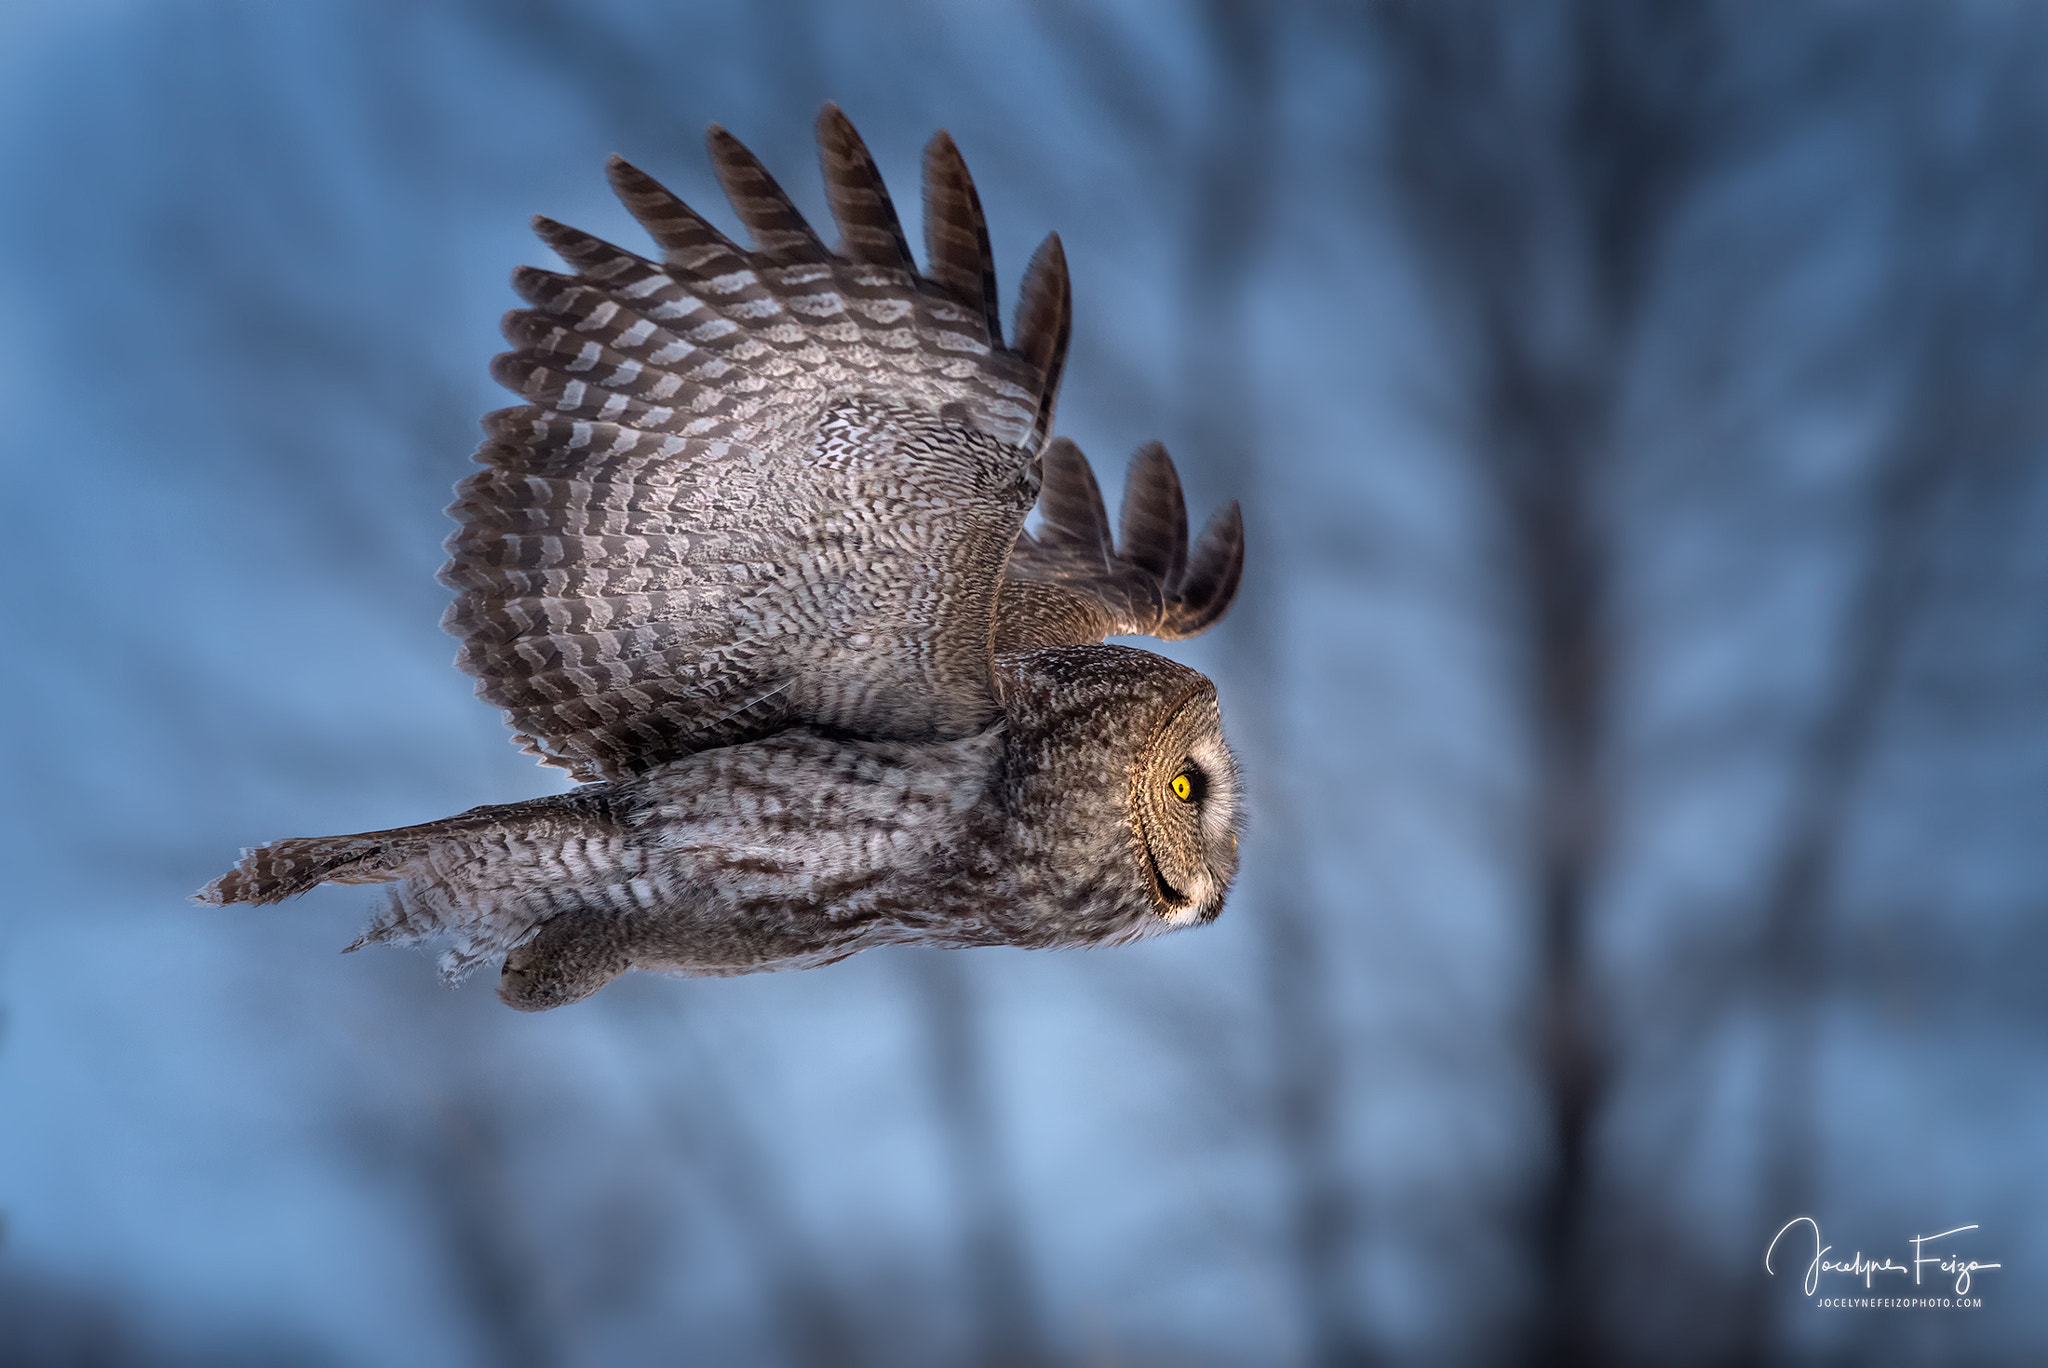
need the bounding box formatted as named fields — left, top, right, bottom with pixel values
left=199, top=107, right=1246, bottom=1010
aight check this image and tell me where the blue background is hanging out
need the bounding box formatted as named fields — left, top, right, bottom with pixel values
left=3, top=2, right=2044, bottom=1364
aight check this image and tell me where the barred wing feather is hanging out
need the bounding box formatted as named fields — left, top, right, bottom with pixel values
left=443, top=106, right=1071, bottom=781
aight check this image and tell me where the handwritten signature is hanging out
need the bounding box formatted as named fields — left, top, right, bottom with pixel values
left=1766, top=1218, right=2001, bottom=1297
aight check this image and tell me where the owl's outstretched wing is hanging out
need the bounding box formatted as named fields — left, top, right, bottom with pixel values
left=995, top=439, right=1244, bottom=653
left=444, top=106, right=1072, bottom=781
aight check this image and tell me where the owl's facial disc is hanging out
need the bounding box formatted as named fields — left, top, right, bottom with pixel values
left=1134, top=688, right=1242, bottom=926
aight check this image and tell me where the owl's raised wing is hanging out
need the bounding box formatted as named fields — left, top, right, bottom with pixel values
left=444, top=107, right=1071, bottom=781
left=995, top=439, right=1244, bottom=653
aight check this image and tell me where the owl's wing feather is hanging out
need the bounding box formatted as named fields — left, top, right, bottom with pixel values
left=996, top=440, right=1245, bottom=653
left=444, top=106, right=1071, bottom=780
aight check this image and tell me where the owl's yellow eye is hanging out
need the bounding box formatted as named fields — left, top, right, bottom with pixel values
left=1171, top=773, right=1194, bottom=802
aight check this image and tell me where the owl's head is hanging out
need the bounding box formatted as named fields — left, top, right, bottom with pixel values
left=997, top=643, right=1243, bottom=939
left=1129, top=684, right=1241, bottom=926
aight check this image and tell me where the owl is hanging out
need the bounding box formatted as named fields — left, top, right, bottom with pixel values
left=199, top=106, right=1246, bottom=1011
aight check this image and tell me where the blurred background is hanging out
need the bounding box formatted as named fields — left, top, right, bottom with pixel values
left=3, top=1, right=2046, bottom=1364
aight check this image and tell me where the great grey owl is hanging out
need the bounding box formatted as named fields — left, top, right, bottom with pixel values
left=199, top=106, right=1246, bottom=1011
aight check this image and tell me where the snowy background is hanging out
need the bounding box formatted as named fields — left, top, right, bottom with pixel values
left=3, top=2, right=2046, bottom=1364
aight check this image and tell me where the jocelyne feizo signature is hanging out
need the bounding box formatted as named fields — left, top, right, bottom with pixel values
left=1766, top=1218, right=2001, bottom=1300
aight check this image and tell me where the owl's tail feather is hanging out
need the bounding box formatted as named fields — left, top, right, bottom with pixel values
left=196, top=791, right=622, bottom=908
left=197, top=829, right=420, bottom=907
left=197, top=790, right=638, bottom=984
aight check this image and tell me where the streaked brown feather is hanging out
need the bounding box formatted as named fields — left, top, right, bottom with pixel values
left=1119, top=443, right=1190, bottom=588
left=816, top=104, right=915, bottom=272
left=1030, top=438, right=1114, bottom=570
left=1167, top=503, right=1246, bottom=637
left=605, top=155, right=748, bottom=276
left=921, top=130, right=1002, bottom=346
left=707, top=125, right=833, bottom=265
left=1012, top=234, right=1070, bottom=446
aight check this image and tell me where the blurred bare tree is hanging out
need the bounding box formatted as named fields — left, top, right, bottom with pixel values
left=1369, top=5, right=1738, bottom=1360
left=1366, top=2, right=2048, bottom=1364
left=909, top=953, right=1046, bottom=1368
